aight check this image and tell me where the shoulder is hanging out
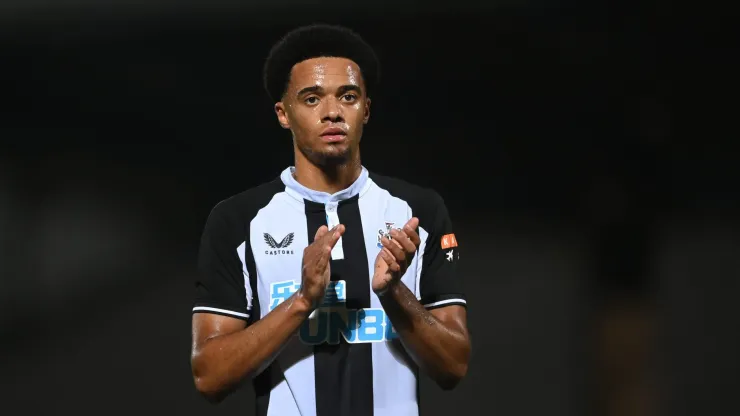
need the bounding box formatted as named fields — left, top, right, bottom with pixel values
left=207, top=177, right=285, bottom=227
left=368, top=171, right=446, bottom=216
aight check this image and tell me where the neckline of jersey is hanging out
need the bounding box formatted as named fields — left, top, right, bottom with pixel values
left=280, top=166, right=372, bottom=205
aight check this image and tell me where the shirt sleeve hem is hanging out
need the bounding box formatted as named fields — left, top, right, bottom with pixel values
left=192, top=306, right=250, bottom=320
left=420, top=294, right=467, bottom=310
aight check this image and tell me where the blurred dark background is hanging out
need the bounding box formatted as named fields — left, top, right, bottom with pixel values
left=1, top=1, right=736, bottom=415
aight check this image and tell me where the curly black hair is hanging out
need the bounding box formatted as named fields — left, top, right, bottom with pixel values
left=263, top=24, right=380, bottom=103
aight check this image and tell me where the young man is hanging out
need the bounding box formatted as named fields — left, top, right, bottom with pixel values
left=191, top=24, right=470, bottom=416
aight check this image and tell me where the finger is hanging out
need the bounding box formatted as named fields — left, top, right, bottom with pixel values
left=390, top=228, right=416, bottom=254
left=381, top=236, right=405, bottom=261
left=314, top=225, right=329, bottom=242
left=380, top=248, right=401, bottom=272
left=404, top=217, right=420, bottom=231
left=317, top=226, right=342, bottom=259
left=323, top=224, right=346, bottom=248
left=403, top=218, right=422, bottom=247
left=379, top=247, right=393, bottom=265
left=389, top=236, right=404, bottom=250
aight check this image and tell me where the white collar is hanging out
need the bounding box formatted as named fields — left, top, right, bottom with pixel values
left=280, top=166, right=371, bottom=205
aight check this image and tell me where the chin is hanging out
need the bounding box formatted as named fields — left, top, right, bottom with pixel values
left=315, top=151, right=352, bottom=167
left=301, top=144, right=353, bottom=167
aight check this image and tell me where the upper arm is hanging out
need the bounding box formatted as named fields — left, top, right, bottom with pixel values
left=192, top=313, right=247, bottom=353
left=193, top=201, right=252, bottom=321
left=429, top=305, right=468, bottom=338
left=418, top=192, right=467, bottom=311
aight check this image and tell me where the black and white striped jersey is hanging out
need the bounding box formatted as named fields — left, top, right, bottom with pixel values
left=193, top=166, right=466, bottom=416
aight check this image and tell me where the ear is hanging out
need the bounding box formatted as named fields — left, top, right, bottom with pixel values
left=275, top=101, right=291, bottom=129
left=363, top=98, right=371, bottom=124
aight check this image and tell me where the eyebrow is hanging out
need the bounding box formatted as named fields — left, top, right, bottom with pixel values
left=296, top=85, right=322, bottom=96
left=337, top=85, right=362, bottom=96
left=296, top=84, right=363, bottom=97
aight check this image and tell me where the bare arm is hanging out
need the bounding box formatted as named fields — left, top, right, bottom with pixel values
left=191, top=292, right=312, bottom=402
left=375, top=217, right=470, bottom=389
left=378, top=286, right=470, bottom=390
left=191, top=224, right=345, bottom=402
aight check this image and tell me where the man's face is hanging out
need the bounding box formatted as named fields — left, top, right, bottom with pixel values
left=275, top=57, right=370, bottom=167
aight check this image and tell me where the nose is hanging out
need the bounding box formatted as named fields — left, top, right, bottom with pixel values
left=321, top=97, right=344, bottom=123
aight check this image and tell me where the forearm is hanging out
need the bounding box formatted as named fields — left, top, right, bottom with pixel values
left=192, top=292, right=312, bottom=399
left=378, top=283, right=470, bottom=388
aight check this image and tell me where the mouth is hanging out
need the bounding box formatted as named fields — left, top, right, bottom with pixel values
left=320, top=128, right=347, bottom=143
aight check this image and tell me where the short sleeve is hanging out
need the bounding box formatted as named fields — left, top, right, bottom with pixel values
left=418, top=193, right=466, bottom=310
left=193, top=202, right=251, bottom=320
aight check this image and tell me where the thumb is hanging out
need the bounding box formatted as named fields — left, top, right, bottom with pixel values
left=314, top=225, right=329, bottom=242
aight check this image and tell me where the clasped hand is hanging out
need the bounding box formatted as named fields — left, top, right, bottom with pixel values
left=299, top=218, right=421, bottom=307
left=373, top=217, right=421, bottom=294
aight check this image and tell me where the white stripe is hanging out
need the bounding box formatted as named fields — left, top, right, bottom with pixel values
left=193, top=306, right=249, bottom=318
left=237, top=241, right=252, bottom=310
left=423, top=298, right=467, bottom=308
left=325, top=202, right=344, bottom=260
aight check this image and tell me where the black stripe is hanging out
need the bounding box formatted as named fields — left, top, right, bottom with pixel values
left=307, top=197, right=374, bottom=416
left=335, top=198, right=374, bottom=415
left=254, top=363, right=284, bottom=416
left=415, top=367, right=420, bottom=412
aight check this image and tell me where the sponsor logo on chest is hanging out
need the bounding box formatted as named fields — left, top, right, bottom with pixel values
left=263, top=232, right=296, bottom=255
left=270, top=279, right=399, bottom=344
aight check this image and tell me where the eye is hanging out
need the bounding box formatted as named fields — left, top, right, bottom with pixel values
left=305, top=96, right=319, bottom=105
left=341, top=94, right=358, bottom=102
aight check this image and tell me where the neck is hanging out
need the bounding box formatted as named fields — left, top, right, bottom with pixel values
left=293, top=153, right=362, bottom=195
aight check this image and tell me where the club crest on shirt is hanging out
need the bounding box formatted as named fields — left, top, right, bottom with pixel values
left=377, top=222, right=395, bottom=248
left=264, top=232, right=295, bottom=255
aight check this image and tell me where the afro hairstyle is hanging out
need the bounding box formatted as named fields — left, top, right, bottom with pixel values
left=263, top=24, right=380, bottom=103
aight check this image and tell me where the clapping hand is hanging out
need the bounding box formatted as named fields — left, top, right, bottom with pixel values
left=372, top=217, right=421, bottom=294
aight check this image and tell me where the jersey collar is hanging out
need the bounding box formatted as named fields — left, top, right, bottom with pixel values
left=280, top=166, right=371, bottom=205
